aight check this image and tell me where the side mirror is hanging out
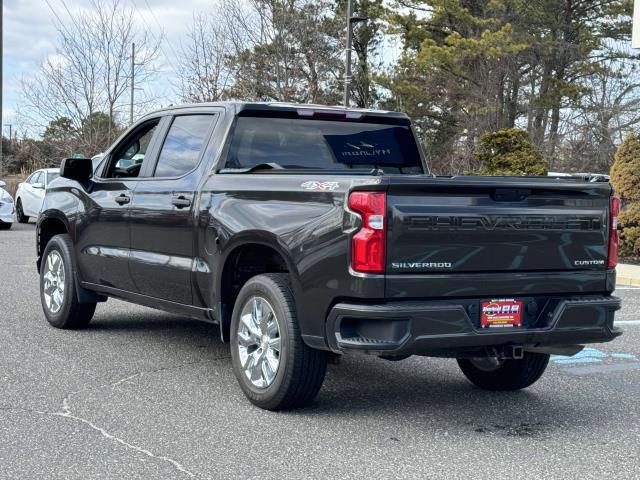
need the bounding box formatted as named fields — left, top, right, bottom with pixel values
left=0, top=180, right=5, bottom=188
left=32, top=182, right=44, bottom=189
left=61, top=157, right=93, bottom=182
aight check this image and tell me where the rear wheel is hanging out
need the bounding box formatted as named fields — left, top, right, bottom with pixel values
left=0, top=221, right=11, bottom=230
left=230, top=273, right=327, bottom=410
left=40, top=234, right=96, bottom=329
left=457, top=352, right=550, bottom=391
left=16, top=199, right=28, bottom=223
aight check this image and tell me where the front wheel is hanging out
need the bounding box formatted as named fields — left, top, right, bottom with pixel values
left=457, top=352, right=550, bottom=391
left=0, top=222, right=11, bottom=230
left=40, top=234, right=96, bottom=329
left=230, top=273, right=327, bottom=410
left=16, top=199, right=28, bottom=223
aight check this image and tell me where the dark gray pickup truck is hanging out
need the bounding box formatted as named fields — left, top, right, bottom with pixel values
left=37, top=102, right=621, bottom=410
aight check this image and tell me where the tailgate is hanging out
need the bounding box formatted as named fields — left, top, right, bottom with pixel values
left=386, top=176, right=612, bottom=275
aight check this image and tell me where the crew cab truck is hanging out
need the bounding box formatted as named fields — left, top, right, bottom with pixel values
left=37, top=102, right=622, bottom=410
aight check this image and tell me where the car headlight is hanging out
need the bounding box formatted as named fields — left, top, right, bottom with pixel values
left=1, top=191, right=13, bottom=203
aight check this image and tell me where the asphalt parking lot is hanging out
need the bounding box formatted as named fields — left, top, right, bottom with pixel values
left=1, top=221, right=640, bottom=479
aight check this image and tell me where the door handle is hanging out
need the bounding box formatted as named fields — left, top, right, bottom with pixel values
left=171, top=195, right=192, bottom=208
left=115, top=194, right=130, bottom=205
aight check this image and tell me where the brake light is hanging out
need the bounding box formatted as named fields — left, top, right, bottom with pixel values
left=349, top=191, right=386, bottom=273
left=296, top=109, right=363, bottom=120
left=608, top=196, right=620, bottom=268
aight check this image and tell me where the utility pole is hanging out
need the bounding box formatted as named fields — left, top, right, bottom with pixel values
left=633, top=0, right=640, bottom=48
left=1, top=2, right=3, bottom=168
left=130, top=42, right=135, bottom=125
left=343, top=0, right=367, bottom=107
left=343, top=0, right=353, bottom=107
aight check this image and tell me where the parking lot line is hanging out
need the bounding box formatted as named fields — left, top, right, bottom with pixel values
left=615, top=320, right=640, bottom=325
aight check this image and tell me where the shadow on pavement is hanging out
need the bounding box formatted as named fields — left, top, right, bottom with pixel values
left=80, top=311, right=609, bottom=437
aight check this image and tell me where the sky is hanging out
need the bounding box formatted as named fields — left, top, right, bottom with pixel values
left=2, top=0, right=404, bottom=139
left=2, top=0, right=214, bottom=137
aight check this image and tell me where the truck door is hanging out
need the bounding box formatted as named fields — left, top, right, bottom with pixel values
left=75, top=118, right=163, bottom=292
left=129, top=113, right=218, bottom=305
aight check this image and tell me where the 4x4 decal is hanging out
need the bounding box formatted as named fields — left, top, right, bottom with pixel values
left=301, top=181, right=340, bottom=191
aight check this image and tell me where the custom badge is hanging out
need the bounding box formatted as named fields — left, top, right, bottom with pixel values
left=301, top=181, right=340, bottom=191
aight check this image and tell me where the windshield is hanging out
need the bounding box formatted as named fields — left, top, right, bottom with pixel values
left=225, top=117, right=423, bottom=174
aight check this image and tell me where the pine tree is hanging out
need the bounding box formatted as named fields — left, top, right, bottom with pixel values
left=475, top=128, right=547, bottom=176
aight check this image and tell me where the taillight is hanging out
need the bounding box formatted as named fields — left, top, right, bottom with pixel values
left=608, top=196, right=621, bottom=269
left=349, top=191, right=386, bottom=273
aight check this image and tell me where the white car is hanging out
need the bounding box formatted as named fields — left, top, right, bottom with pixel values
left=15, top=168, right=60, bottom=223
left=0, top=180, right=15, bottom=230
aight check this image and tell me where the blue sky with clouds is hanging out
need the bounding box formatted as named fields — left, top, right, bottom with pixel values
left=3, top=0, right=404, bottom=138
left=2, top=0, right=214, bottom=137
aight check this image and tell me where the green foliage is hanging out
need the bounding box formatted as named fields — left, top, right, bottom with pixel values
left=474, top=129, right=548, bottom=176
left=611, top=134, right=640, bottom=257
left=224, top=0, right=344, bottom=105
left=43, top=117, right=76, bottom=143
left=383, top=0, right=633, bottom=173
left=618, top=203, right=640, bottom=257
left=610, top=134, right=640, bottom=201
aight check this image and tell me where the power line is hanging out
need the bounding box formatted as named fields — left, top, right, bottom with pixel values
left=129, top=0, right=180, bottom=77
left=142, top=0, right=182, bottom=62
left=43, top=0, right=72, bottom=36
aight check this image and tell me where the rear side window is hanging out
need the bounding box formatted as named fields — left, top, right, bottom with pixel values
left=47, top=172, right=59, bottom=184
left=29, top=172, right=42, bottom=185
left=154, top=115, right=214, bottom=177
left=225, top=117, right=423, bottom=173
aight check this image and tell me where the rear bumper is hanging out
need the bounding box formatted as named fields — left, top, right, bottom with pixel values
left=325, top=295, right=622, bottom=356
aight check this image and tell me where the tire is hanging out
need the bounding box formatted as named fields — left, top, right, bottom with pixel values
left=230, top=273, right=327, bottom=410
left=16, top=199, right=28, bottom=223
left=0, top=222, right=11, bottom=230
left=457, top=352, right=550, bottom=391
left=40, top=233, right=96, bottom=329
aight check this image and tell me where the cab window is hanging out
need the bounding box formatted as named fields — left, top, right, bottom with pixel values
left=153, top=115, right=214, bottom=178
left=104, top=120, right=160, bottom=178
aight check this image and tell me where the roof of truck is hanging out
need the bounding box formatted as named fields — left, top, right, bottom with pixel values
left=146, top=101, right=411, bottom=123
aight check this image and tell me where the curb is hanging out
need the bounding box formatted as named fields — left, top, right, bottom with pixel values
left=617, top=276, right=640, bottom=287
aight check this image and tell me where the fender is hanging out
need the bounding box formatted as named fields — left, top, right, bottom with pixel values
left=213, top=231, right=304, bottom=342
left=218, top=231, right=302, bottom=284
left=36, top=209, right=74, bottom=271
left=37, top=208, right=106, bottom=303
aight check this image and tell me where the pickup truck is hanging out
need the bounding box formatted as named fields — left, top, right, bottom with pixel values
left=37, top=102, right=622, bottom=410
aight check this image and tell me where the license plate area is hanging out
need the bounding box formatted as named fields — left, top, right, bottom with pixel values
left=480, top=299, right=523, bottom=329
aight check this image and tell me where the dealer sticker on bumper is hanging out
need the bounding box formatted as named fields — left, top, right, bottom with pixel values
left=481, top=299, right=523, bottom=328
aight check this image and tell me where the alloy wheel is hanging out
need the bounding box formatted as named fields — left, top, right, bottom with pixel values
left=236, top=296, right=281, bottom=388
left=42, top=250, right=65, bottom=314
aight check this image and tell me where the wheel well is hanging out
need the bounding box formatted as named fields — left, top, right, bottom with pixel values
left=219, top=244, right=289, bottom=341
left=37, top=218, right=68, bottom=271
